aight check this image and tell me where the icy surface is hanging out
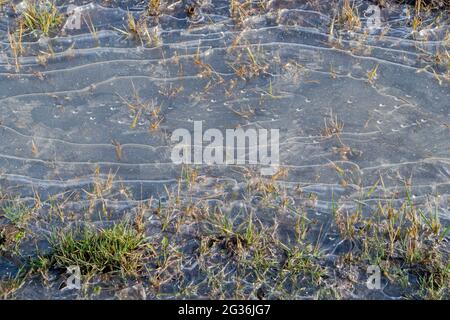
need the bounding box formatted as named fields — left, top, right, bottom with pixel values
left=0, top=0, right=449, bottom=299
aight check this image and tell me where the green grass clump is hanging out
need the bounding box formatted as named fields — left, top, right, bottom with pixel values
left=20, top=0, right=62, bottom=36
left=49, top=223, right=150, bottom=275
left=333, top=187, right=450, bottom=299
left=0, top=202, right=30, bottom=253
left=1, top=202, right=30, bottom=227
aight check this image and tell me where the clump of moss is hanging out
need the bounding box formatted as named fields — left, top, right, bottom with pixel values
left=48, top=223, right=150, bottom=275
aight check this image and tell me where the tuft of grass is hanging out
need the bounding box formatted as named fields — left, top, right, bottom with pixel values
left=117, top=82, right=163, bottom=131
left=0, top=268, right=28, bottom=299
left=119, top=12, right=160, bottom=47
left=230, top=0, right=268, bottom=25
left=147, top=0, right=161, bottom=16
left=7, top=24, right=24, bottom=72
left=20, top=0, right=62, bottom=36
left=48, top=223, right=150, bottom=275
left=321, top=111, right=344, bottom=137
left=126, top=12, right=141, bottom=39
left=227, top=41, right=269, bottom=82
left=282, top=245, right=327, bottom=286
left=335, top=188, right=450, bottom=299
left=83, top=13, right=99, bottom=44
left=338, top=0, right=361, bottom=30
left=412, top=0, right=423, bottom=31
left=0, top=200, right=31, bottom=254
left=1, top=202, right=30, bottom=227
left=367, top=64, right=380, bottom=84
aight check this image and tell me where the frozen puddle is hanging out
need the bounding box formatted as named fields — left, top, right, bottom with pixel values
left=0, top=0, right=449, bottom=299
